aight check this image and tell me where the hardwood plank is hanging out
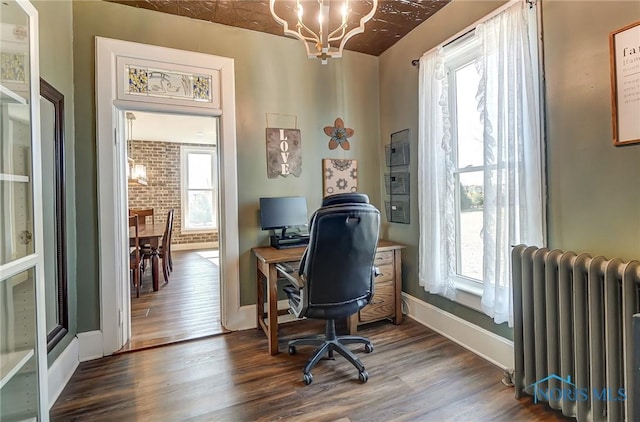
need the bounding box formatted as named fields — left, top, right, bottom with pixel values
left=119, top=249, right=226, bottom=352
left=51, top=319, right=571, bottom=421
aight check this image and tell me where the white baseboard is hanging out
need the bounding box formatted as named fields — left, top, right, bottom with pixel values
left=402, top=293, right=514, bottom=370
left=77, top=330, right=104, bottom=362
left=48, top=338, right=79, bottom=409
left=230, top=299, right=292, bottom=331
left=172, top=241, right=218, bottom=251
left=228, top=304, right=257, bottom=331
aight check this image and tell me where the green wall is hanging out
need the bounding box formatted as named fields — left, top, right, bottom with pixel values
left=379, top=0, right=640, bottom=340
left=33, top=0, right=78, bottom=364
left=543, top=0, right=640, bottom=259
left=72, top=0, right=380, bottom=330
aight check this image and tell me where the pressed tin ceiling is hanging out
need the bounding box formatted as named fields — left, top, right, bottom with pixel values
left=105, top=0, right=451, bottom=56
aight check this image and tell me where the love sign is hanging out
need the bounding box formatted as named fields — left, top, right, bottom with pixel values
left=266, top=128, right=302, bottom=178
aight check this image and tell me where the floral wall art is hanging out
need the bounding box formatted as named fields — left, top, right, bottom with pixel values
left=324, top=118, right=354, bottom=150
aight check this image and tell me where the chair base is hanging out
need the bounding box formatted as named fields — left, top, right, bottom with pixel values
left=288, top=319, right=372, bottom=385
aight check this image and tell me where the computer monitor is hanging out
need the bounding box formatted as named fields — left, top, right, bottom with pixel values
left=259, top=196, right=308, bottom=234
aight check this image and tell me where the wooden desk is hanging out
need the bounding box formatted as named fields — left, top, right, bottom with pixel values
left=252, top=240, right=405, bottom=355
left=129, top=223, right=164, bottom=291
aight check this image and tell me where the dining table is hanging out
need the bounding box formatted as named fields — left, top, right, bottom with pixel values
left=129, top=222, right=165, bottom=291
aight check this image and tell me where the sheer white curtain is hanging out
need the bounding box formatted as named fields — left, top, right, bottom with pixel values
left=417, top=0, right=544, bottom=325
left=476, top=1, right=544, bottom=325
left=417, top=48, right=457, bottom=300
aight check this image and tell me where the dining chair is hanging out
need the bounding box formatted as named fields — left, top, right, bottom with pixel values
left=128, top=215, right=141, bottom=297
left=165, top=210, right=174, bottom=273
left=130, top=207, right=155, bottom=272
left=129, top=208, right=154, bottom=227
left=141, top=208, right=174, bottom=283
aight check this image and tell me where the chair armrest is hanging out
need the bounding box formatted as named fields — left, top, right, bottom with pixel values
left=276, top=263, right=305, bottom=290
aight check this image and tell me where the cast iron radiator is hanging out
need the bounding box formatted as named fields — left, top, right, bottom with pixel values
left=511, top=245, right=640, bottom=421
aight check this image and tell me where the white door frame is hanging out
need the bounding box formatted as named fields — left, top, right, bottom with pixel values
left=95, top=37, right=247, bottom=356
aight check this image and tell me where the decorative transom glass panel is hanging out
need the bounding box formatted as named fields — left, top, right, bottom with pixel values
left=127, top=66, right=147, bottom=94
left=125, top=65, right=212, bottom=102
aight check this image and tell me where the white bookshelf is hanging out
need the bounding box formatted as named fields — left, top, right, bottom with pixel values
left=0, top=173, right=29, bottom=183
left=0, top=349, right=34, bottom=389
left=1, top=1, right=47, bottom=420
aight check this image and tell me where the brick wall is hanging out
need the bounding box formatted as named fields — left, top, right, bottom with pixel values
left=127, top=139, right=218, bottom=246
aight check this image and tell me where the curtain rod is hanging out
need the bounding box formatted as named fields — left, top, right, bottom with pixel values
left=410, top=0, right=529, bottom=67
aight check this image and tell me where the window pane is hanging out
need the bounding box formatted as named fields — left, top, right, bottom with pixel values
left=187, top=190, right=214, bottom=228
left=458, top=171, right=483, bottom=281
left=187, top=153, right=212, bottom=189
left=455, top=63, right=483, bottom=169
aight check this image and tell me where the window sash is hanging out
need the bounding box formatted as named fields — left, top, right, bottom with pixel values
left=181, top=146, right=217, bottom=232
left=448, top=50, right=485, bottom=285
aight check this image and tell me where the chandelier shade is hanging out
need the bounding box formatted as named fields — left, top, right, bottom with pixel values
left=269, top=0, right=378, bottom=64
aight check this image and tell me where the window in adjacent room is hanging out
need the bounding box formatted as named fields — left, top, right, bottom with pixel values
left=180, top=146, right=217, bottom=232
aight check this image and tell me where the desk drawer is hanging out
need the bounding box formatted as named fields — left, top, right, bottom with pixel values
left=360, top=280, right=394, bottom=323
left=375, top=264, right=394, bottom=283
left=374, top=250, right=394, bottom=266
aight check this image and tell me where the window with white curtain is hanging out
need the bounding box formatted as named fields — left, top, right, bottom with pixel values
left=180, top=146, right=217, bottom=232
left=417, top=0, right=545, bottom=326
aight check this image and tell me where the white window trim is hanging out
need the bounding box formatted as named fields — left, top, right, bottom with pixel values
left=180, top=145, right=217, bottom=234
left=453, top=274, right=484, bottom=312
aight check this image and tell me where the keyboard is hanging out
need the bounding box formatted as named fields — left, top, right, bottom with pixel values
left=276, top=262, right=295, bottom=273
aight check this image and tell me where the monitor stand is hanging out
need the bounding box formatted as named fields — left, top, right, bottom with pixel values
left=269, top=227, right=309, bottom=249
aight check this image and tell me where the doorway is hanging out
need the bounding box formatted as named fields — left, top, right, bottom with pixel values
left=96, top=37, right=248, bottom=357
left=120, top=110, right=225, bottom=352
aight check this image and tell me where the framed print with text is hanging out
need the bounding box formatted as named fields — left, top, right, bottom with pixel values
left=610, top=20, right=640, bottom=146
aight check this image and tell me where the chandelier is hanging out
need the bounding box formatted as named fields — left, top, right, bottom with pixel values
left=269, top=0, right=378, bottom=64
left=126, top=112, right=148, bottom=186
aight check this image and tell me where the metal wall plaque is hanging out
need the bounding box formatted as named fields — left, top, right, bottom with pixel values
left=266, top=128, right=302, bottom=178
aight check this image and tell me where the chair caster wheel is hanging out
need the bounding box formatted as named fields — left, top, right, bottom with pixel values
left=303, top=373, right=313, bottom=385
left=359, top=370, right=369, bottom=383
left=288, top=345, right=296, bottom=355
left=364, top=343, right=374, bottom=353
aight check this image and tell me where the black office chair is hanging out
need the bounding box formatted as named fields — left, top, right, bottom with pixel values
left=279, top=193, right=380, bottom=385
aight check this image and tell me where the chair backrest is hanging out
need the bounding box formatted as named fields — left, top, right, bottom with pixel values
left=321, top=192, right=369, bottom=207
left=129, top=208, right=154, bottom=226
left=300, top=194, right=380, bottom=318
left=128, top=215, right=140, bottom=267
left=162, top=209, right=174, bottom=250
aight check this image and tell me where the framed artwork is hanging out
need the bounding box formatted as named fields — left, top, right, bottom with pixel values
left=322, top=159, right=357, bottom=197
left=610, top=20, right=640, bottom=146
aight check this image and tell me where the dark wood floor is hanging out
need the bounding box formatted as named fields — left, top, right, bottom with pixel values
left=120, top=249, right=225, bottom=352
left=51, top=318, right=571, bottom=421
